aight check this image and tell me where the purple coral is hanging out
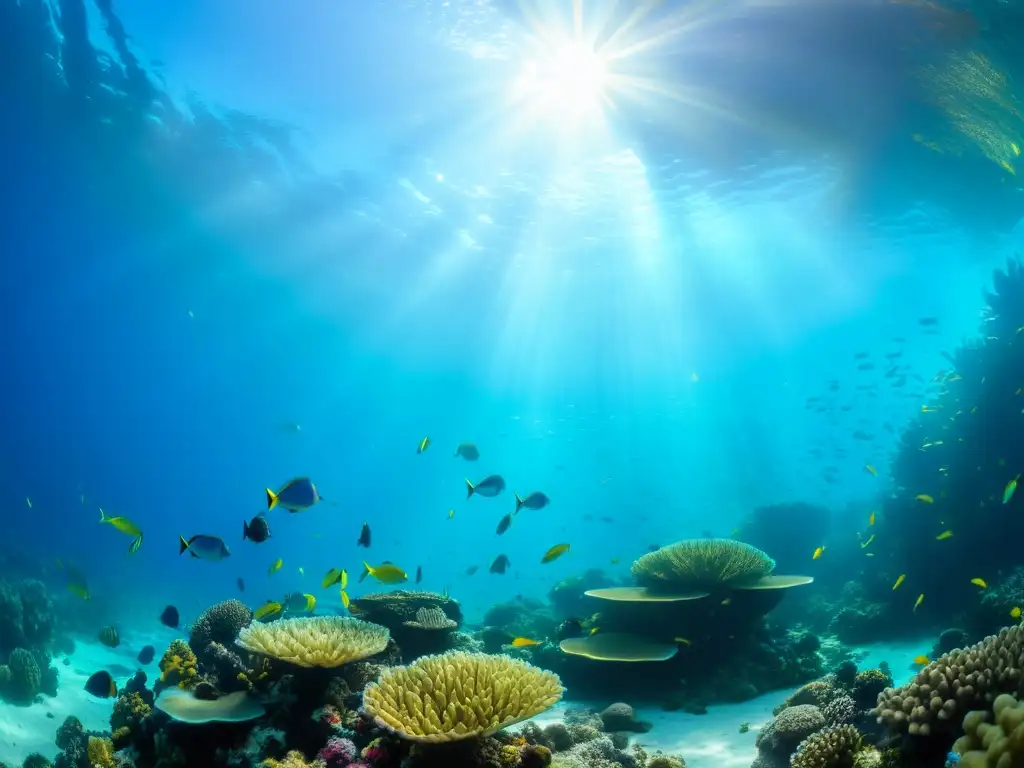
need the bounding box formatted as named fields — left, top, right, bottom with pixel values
left=317, top=736, right=357, bottom=766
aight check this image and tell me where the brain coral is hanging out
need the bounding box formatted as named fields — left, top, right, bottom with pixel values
left=189, top=600, right=253, bottom=653
left=757, top=705, right=827, bottom=757
left=791, top=725, right=862, bottom=768
left=633, top=539, right=775, bottom=591
left=236, top=616, right=389, bottom=668
left=362, top=651, right=564, bottom=742
left=952, top=693, right=1024, bottom=768
left=873, top=624, right=1024, bottom=735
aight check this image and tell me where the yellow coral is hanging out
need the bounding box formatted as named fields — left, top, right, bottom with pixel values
left=87, top=736, right=116, bottom=768
left=500, top=744, right=521, bottom=767
left=236, top=616, right=389, bottom=668
left=159, top=639, right=199, bottom=691
left=953, top=693, right=1024, bottom=768
left=362, top=651, right=564, bottom=743
left=260, top=751, right=323, bottom=768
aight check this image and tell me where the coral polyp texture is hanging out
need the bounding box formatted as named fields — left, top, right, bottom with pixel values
left=872, top=624, right=1024, bottom=735
left=402, top=607, right=458, bottom=631
left=790, top=724, right=862, bottom=768
left=235, top=616, right=389, bottom=668
left=953, top=693, right=1024, bottom=768
left=189, top=599, right=253, bottom=653
left=361, top=651, right=564, bottom=743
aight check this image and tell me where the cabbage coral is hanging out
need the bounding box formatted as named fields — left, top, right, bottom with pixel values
left=362, top=651, right=564, bottom=742
left=236, top=616, right=389, bottom=668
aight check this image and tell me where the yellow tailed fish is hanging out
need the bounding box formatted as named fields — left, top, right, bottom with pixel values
left=812, top=546, right=825, bottom=560
left=541, top=543, right=571, bottom=564
left=254, top=601, right=282, bottom=620
left=417, top=437, right=430, bottom=454
left=935, top=530, right=953, bottom=540
left=916, top=494, right=934, bottom=504
left=341, top=590, right=350, bottom=610
left=303, top=594, right=316, bottom=611
left=868, top=511, right=876, bottom=526
left=1003, top=475, right=1019, bottom=505
left=970, top=578, right=988, bottom=589
left=511, top=637, right=540, bottom=648
left=99, top=509, right=142, bottom=537
left=892, top=574, right=906, bottom=590
left=914, top=593, right=924, bottom=612
left=913, top=654, right=930, bottom=665
left=1012, top=607, right=1022, bottom=620
left=865, top=465, right=877, bottom=477
left=268, top=558, right=283, bottom=576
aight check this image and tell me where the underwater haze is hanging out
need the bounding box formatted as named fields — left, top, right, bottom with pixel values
left=4, top=0, right=1024, bottom=766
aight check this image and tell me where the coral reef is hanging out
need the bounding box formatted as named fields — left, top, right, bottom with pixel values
left=236, top=616, right=390, bottom=668
left=362, top=652, right=564, bottom=742
left=190, top=599, right=253, bottom=654
left=872, top=624, right=1024, bottom=734
left=599, top=703, right=652, bottom=734
left=953, top=693, right=1024, bottom=768
left=755, top=705, right=828, bottom=768
left=158, top=639, right=199, bottom=692
left=791, top=725, right=862, bottom=768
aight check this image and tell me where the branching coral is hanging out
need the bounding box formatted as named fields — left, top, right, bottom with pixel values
left=791, top=725, right=862, bottom=768
left=86, top=736, right=115, bottom=768
left=159, top=639, right=199, bottom=691
left=873, top=624, right=1024, bottom=734
left=189, top=599, right=253, bottom=653
left=236, top=616, right=389, bottom=668
left=953, top=693, right=1024, bottom=768
left=110, top=690, right=151, bottom=746
left=362, top=651, right=564, bottom=742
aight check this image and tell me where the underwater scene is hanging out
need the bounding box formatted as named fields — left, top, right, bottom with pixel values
left=6, top=0, right=1024, bottom=767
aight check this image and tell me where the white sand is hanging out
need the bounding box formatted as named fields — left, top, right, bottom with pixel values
left=0, top=631, right=169, bottom=767
left=0, top=636, right=929, bottom=767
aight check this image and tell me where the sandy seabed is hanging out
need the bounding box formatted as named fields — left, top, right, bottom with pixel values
left=0, top=635, right=928, bottom=768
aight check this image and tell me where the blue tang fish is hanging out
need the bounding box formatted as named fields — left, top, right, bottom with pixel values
left=178, top=534, right=230, bottom=561
left=465, top=475, right=506, bottom=499
left=266, top=477, right=321, bottom=512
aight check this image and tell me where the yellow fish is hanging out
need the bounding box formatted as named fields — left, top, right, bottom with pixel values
left=1012, top=607, right=1022, bottom=620
left=865, top=465, right=877, bottom=477
left=860, top=534, right=876, bottom=549
left=892, top=574, right=906, bottom=590
left=913, top=654, right=930, bottom=666
left=340, top=569, right=348, bottom=590
left=363, top=561, right=408, bottom=584
left=916, top=494, right=934, bottom=504
left=303, top=594, right=316, bottom=611
left=970, top=578, right=988, bottom=589
left=99, top=509, right=142, bottom=537
left=812, top=546, right=826, bottom=560
left=674, top=637, right=692, bottom=646
left=936, top=530, right=953, bottom=540
left=1003, top=475, right=1019, bottom=505
left=541, top=543, right=571, bottom=564
left=268, top=558, right=283, bottom=576
left=341, top=590, right=350, bottom=610
left=868, top=510, right=876, bottom=526
left=448, top=509, right=455, bottom=520
left=417, top=437, right=430, bottom=454
left=588, top=627, right=600, bottom=635
left=26, top=497, right=32, bottom=509
left=254, top=601, right=282, bottom=620
left=67, top=583, right=90, bottom=600
left=322, top=568, right=345, bottom=588
left=914, top=593, right=924, bottom=612
left=511, top=637, right=540, bottom=648
left=921, top=406, right=939, bottom=413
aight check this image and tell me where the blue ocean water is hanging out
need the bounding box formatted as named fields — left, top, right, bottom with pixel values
left=1, top=0, right=1022, bottom=636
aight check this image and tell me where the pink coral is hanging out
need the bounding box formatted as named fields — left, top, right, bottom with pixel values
left=317, top=736, right=357, bottom=766
left=315, top=705, right=343, bottom=728
left=360, top=738, right=387, bottom=764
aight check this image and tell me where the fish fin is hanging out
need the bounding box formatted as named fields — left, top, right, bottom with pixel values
left=514, top=492, right=523, bottom=513
left=178, top=536, right=189, bottom=555
left=465, top=478, right=474, bottom=499
left=266, top=488, right=278, bottom=511
left=242, top=520, right=249, bottom=540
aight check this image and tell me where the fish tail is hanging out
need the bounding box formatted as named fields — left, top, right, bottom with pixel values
left=360, top=562, right=372, bottom=582
left=514, top=492, right=524, bottom=513
left=465, top=478, right=474, bottom=499
left=266, top=488, right=278, bottom=511
left=242, top=520, right=249, bottom=540
left=99, top=508, right=108, bottom=523
left=178, top=536, right=189, bottom=555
